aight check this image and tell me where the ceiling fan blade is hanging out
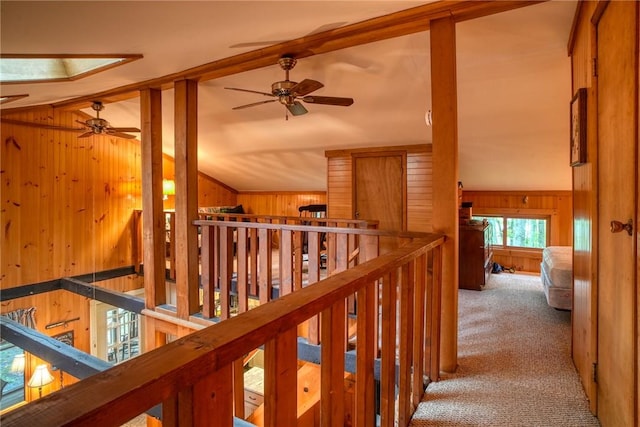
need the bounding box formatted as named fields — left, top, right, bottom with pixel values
left=232, top=99, right=278, bottom=110
left=302, top=96, right=354, bottom=107
left=291, top=79, right=324, bottom=96
left=108, top=131, right=138, bottom=139
left=109, top=127, right=141, bottom=133
left=78, top=131, right=95, bottom=138
left=0, top=117, right=84, bottom=132
left=225, top=87, right=275, bottom=97
left=76, top=119, right=90, bottom=127
left=287, top=101, right=308, bottom=116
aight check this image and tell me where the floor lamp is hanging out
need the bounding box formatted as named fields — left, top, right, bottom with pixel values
left=28, top=364, right=54, bottom=399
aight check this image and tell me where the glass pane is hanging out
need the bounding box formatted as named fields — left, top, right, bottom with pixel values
left=0, top=343, right=25, bottom=409
left=507, top=218, right=547, bottom=248
left=472, top=216, right=503, bottom=246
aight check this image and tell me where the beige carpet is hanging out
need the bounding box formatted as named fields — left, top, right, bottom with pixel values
left=410, top=273, right=600, bottom=426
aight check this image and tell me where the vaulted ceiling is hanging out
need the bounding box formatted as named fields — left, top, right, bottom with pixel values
left=0, top=1, right=576, bottom=192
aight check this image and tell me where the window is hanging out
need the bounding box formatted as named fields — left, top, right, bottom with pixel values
left=105, top=309, right=140, bottom=364
left=473, top=215, right=548, bottom=249
left=0, top=342, right=25, bottom=410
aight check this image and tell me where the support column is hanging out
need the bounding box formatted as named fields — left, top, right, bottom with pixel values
left=430, top=16, right=459, bottom=373
left=174, top=79, right=200, bottom=318
left=140, top=88, right=166, bottom=309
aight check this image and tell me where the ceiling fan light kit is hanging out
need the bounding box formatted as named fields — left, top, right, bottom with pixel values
left=225, top=56, right=354, bottom=119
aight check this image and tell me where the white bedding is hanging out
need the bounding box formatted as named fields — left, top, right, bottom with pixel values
left=540, top=246, right=572, bottom=310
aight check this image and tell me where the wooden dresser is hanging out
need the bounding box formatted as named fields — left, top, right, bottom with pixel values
left=459, top=221, right=493, bottom=290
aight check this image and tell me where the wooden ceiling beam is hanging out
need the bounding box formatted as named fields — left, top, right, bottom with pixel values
left=43, top=0, right=544, bottom=111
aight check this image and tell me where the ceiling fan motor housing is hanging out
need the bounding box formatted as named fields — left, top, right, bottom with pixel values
left=272, top=81, right=298, bottom=104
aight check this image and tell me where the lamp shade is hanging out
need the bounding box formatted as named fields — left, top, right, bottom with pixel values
left=162, top=179, right=176, bottom=196
left=28, top=364, right=54, bottom=388
left=10, top=353, right=25, bottom=373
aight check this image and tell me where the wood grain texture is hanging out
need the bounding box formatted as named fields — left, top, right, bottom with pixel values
left=569, top=0, right=598, bottom=413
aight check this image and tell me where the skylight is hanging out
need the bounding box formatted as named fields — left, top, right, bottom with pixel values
left=0, top=54, right=142, bottom=84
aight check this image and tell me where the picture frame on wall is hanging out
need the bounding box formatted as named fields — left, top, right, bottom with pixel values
left=570, top=88, right=587, bottom=166
left=52, top=331, right=74, bottom=347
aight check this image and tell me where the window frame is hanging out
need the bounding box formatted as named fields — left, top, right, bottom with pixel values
left=472, top=213, right=550, bottom=250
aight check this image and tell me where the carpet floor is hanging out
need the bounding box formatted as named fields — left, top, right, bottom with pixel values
left=410, top=273, right=600, bottom=426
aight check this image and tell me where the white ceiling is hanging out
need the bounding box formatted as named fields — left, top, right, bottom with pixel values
left=1, top=1, right=577, bottom=192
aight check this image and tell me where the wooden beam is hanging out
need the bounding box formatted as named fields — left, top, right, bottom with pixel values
left=60, top=278, right=145, bottom=313
left=0, top=317, right=111, bottom=378
left=430, top=15, right=459, bottom=374
left=174, top=79, right=200, bottom=318
left=140, top=88, right=166, bottom=309
left=0, top=279, right=60, bottom=301
left=16, top=1, right=544, bottom=112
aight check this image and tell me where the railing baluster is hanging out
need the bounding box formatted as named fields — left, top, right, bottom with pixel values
left=412, top=253, right=427, bottom=407
left=380, top=271, right=398, bottom=427
left=264, top=328, right=298, bottom=427
left=280, top=229, right=293, bottom=295
left=307, top=232, right=321, bottom=345
left=321, top=298, right=346, bottom=427
left=398, top=261, right=415, bottom=425
left=355, top=280, right=376, bottom=427
left=201, top=225, right=215, bottom=318
left=249, top=226, right=258, bottom=297
left=219, top=225, right=231, bottom=320
left=193, top=364, right=233, bottom=427
left=237, top=227, right=249, bottom=313
left=258, top=228, right=272, bottom=304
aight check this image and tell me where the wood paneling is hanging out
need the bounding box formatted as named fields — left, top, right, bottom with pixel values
left=568, top=0, right=598, bottom=413
left=161, top=155, right=237, bottom=210
left=1, top=108, right=143, bottom=289
left=237, top=192, right=326, bottom=217
left=326, top=145, right=432, bottom=232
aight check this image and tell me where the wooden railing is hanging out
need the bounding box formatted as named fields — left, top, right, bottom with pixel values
left=131, top=210, right=378, bottom=281
left=2, top=221, right=444, bottom=427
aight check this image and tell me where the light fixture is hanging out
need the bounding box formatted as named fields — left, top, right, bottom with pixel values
left=10, top=353, right=25, bottom=373
left=425, top=109, right=433, bottom=127
left=162, top=179, right=175, bottom=200
left=28, top=364, right=54, bottom=398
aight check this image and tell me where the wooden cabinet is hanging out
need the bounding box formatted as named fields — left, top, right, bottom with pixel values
left=459, top=222, right=493, bottom=290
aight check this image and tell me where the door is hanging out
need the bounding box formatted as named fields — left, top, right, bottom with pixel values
left=596, top=2, right=637, bottom=425
left=354, top=154, right=405, bottom=254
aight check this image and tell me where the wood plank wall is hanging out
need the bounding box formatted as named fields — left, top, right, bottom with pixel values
left=0, top=108, right=234, bottom=407
left=569, top=0, right=598, bottom=413
left=462, top=190, right=573, bottom=273
left=326, top=145, right=432, bottom=232
left=1, top=108, right=143, bottom=289
left=161, top=155, right=237, bottom=210
left=237, top=192, right=326, bottom=217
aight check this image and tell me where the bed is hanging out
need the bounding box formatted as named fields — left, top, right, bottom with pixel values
left=540, top=246, right=573, bottom=310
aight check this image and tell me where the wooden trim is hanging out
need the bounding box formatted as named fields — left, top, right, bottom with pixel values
left=2, top=2, right=542, bottom=112
left=326, top=144, right=431, bottom=158
left=567, top=1, right=585, bottom=55
left=591, top=0, right=610, bottom=25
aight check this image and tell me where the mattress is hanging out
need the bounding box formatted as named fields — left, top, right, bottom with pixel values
left=540, top=246, right=572, bottom=310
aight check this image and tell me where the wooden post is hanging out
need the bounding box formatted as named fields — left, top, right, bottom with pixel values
left=140, top=88, right=166, bottom=309
left=430, top=15, right=459, bottom=373
left=355, top=280, right=376, bottom=427
left=174, top=79, right=200, bottom=319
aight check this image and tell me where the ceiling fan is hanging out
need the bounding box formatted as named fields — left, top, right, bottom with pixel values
left=224, top=56, right=354, bottom=118
left=76, top=101, right=140, bottom=139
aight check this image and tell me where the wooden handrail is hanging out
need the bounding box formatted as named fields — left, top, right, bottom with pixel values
left=2, top=228, right=444, bottom=426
